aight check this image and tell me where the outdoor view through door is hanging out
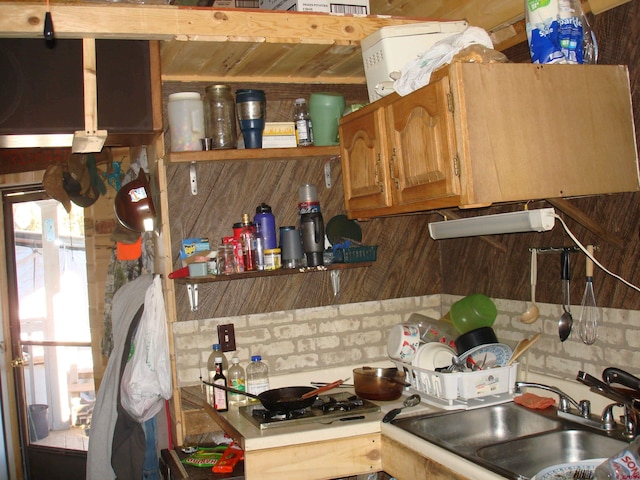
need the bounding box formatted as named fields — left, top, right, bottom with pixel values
left=4, top=187, right=94, bottom=457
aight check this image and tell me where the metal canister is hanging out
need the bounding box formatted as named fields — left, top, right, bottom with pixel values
left=203, top=84, right=237, bottom=149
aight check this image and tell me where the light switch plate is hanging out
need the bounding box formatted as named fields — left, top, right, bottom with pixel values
left=218, top=324, right=236, bottom=352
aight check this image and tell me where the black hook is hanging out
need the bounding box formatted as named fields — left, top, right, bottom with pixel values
left=44, top=11, right=55, bottom=45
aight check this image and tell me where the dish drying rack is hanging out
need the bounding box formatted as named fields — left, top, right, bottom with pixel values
left=392, top=360, right=518, bottom=410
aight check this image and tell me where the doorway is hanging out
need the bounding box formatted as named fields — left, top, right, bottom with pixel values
left=3, top=186, right=94, bottom=478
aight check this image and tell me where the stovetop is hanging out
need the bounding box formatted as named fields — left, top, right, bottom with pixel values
left=238, top=391, right=380, bottom=430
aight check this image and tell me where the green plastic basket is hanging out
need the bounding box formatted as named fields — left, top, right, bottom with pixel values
left=333, top=245, right=378, bottom=263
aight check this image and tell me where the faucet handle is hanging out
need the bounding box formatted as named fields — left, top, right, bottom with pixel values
left=602, top=368, right=640, bottom=393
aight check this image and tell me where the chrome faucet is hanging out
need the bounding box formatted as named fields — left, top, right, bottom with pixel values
left=515, top=381, right=591, bottom=417
left=576, top=371, right=640, bottom=439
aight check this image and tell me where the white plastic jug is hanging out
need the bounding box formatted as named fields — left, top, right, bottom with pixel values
left=168, top=92, right=205, bottom=152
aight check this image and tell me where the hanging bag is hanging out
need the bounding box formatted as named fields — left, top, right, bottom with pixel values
left=120, top=275, right=172, bottom=422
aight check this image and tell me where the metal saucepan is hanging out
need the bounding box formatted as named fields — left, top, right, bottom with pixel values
left=204, top=379, right=344, bottom=412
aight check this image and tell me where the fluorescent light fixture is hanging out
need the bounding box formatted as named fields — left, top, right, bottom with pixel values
left=429, top=208, right=556, bottom=240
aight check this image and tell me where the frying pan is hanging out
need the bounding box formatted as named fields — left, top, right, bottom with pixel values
left=204, top=381, right=317, bottom=412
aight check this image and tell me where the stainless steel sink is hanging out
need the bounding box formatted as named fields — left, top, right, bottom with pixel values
left=392, top=402, right=630, bottom=479
left=392, top=402, right=562, bottom=453
left=476, top=429, right=628, bottom=479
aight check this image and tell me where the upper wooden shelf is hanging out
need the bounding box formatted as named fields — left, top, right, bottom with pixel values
left=167, top=145, right=340, bottom=163
left=0, top=2, right=428, bottom=84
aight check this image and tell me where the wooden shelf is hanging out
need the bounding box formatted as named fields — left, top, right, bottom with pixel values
left=167, top=145, right=340, bottom=163
left=173, top=261, right=372, bottom=284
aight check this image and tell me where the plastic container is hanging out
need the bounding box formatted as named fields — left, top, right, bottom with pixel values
left=227, top=357, right=246, bottom=405
left=203, top=84, right=237, bottom=149
left=254, top=203, right=277, bottom=250
left=264, top=248, right=281, bottom=270
left=246, top=355, right=270, bottom=402
left=293, top=98, right=313, bottom=146
left=167, top=92, right=205, bottom=152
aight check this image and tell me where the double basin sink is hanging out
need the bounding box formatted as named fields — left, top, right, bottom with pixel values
left=392, top=402, right=629, bottom=479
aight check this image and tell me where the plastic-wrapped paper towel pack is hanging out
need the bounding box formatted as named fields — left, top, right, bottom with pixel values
left=391, top=26, right=494, bottom=97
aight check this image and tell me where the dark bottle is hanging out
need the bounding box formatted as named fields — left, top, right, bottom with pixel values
left=254, top=203, right=277, bottom=250
left=240, top=213, right=257, bottom=271
left=212, top=357, right=228, bottom=412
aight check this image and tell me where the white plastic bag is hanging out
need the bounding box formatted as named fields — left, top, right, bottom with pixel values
left=120, top=275, right=172, bottom=423
left=393, top=26, right=494, bottom=96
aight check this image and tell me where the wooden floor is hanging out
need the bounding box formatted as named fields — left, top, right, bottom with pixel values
left=32, top=425, right=89, bottom=451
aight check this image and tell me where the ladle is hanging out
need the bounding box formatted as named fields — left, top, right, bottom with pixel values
left=382, top=394, right=421, bottom=423
left=520, top=249, right=540, bottom=324
left=559, top=249, right=574, bottom=342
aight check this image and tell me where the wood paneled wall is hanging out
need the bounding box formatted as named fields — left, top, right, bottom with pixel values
left=440, top=2, right=640, bottom=311
left=163, top=84, right=442, bottom=320
left=166, top=1, right=639, bottom=320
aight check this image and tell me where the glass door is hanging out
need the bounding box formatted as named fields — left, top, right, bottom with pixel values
left=3, top=186, right=95, bottom=471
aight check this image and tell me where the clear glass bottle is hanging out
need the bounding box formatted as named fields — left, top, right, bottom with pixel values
left=240, top=213, right=257, bottom=271
left=212, top=357, right=228, bottom=412
left=293, top=98, right=313, bottom=146
left=207, top=344, right=229, bottom=380
left=246, top=355, right=270, bottom=402
left=203, top=84, right=237, bottom=150
left=227, top=357, right=246, bottom=405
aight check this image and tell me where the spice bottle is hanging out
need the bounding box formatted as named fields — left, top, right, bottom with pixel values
left=203, top=84, right=237, bottom=150
left=212, top=357, right=229, bottom=412
left=293, top=98, right=313, bottom=146
left=246, top=355, right=270, bottom=402
left=227, top=357, right=246, bottom=405
left=240, top=213, right=257, bottom=271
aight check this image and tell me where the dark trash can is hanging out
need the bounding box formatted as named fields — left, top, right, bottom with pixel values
left=29, top=404, right=49, bottom=440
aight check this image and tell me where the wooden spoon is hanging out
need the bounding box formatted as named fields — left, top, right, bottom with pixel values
left=507, top=333, right=541, bottom=366
left=300, top=378, right=346, bottom=399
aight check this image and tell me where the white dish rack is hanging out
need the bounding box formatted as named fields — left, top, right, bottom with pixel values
left=393, top=360, right=518, bottom=410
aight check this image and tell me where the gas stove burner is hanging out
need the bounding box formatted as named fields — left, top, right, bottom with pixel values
left=252, top=408, right=306, bottom=421
left=319, top=396, right=365, bottom=412
left=239, top=391, right=380, bottom=430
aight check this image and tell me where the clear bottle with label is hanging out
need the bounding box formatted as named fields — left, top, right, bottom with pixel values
left=227, top=357, right=246, bottom=405
left=240, top=213, right=257, bottom=271
left=212, top=357, right=229, bottom=412
left=207, top=344, right=229, bottom=380
left=293, top=98, right=313, bottom=147
left=246, top=355, right=270, bottom=402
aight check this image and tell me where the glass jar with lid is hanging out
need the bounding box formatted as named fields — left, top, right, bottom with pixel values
left=203, top=84, right=237, bottom=149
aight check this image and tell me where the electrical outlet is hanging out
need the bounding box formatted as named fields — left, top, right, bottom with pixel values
left=218, top=324, right=236, bottom=352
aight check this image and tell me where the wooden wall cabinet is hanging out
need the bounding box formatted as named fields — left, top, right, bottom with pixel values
left=340, top=63, right=640, bottom=220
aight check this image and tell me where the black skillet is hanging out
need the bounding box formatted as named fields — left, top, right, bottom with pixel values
left=204, top=381, right=317, bottom=412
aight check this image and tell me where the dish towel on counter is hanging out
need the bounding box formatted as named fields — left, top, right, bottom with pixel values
left=393, top=26, right=494, bottom=96
left=87, top=274, right=155, bottom=480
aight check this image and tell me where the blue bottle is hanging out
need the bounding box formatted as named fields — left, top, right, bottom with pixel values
left=255, top=203, right=277, bottom=250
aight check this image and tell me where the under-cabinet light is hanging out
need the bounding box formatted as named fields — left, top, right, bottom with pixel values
left=428, top=208, right=556, bottom=240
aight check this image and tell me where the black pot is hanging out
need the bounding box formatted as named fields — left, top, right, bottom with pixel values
left=454, top=326, right=498, bottom=355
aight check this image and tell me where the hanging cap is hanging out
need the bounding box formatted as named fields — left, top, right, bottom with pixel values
left=42, top=162, right=71, bottom=213
left=256, top=203, right=272, bottom=214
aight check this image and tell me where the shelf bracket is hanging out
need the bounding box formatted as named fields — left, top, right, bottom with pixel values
left=187, top=283, right=198, bottom=311
left=190, top=162, right=198, bottom=195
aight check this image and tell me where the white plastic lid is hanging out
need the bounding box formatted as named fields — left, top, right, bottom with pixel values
left=169, top=92, right=201, bottom=101
left=295, top=98, right=306, bottom=104
left=232, top=357, right=240, bottom=364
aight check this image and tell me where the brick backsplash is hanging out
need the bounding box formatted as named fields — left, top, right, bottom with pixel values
left=172, top=294, right=639, bottom=387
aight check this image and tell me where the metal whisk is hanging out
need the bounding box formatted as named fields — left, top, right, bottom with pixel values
left=578, top=245, right=598, bottom=345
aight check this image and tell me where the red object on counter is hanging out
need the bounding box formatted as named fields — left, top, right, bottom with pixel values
left=212, top=442, right=244, bottom=474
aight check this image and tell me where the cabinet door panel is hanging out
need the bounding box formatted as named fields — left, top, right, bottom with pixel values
left=387, top=76, right=460, bottom=206
left=339, top=108, right=391, bottom=214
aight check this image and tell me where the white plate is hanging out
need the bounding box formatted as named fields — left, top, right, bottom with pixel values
left=532, top=458, right=605, bottom=480
left=412, top=342, right=457, bottom=370
left=458, top=343, right=512, bottom=368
